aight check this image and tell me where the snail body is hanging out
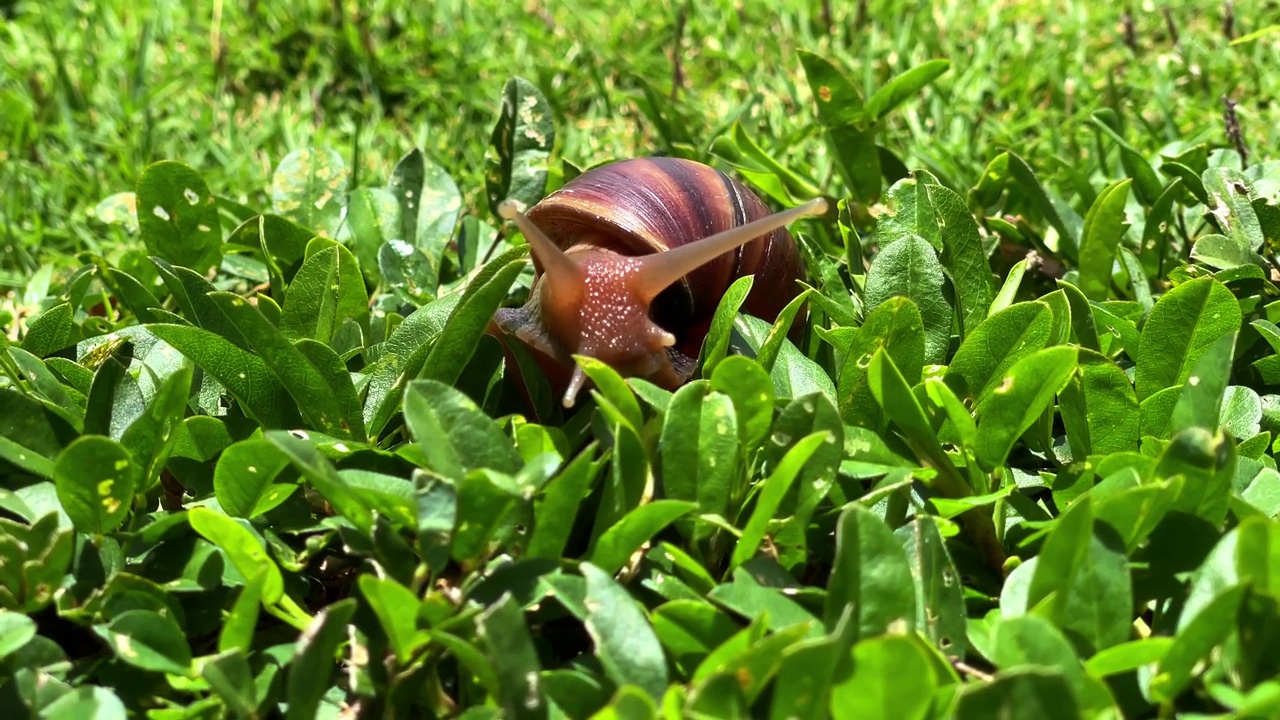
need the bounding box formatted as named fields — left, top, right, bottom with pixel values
left=492, top=157, right=825, bottom=408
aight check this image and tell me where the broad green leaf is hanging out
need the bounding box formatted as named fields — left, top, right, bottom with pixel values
left=1169, top=331, right=1237, bottom=435
left=692, top=622, right=812, bottom=705
left=188, top=506, right=284, bottom=604
left=974, top=345, right=1077, bottom=471
left=478, top=593, right=547, bottom=720
left=41, top=686, right=128, bottom=719
left=287, top=599, right=357, bottom=720
left=266, top=430, right=375, bottom=534
left=146, top=323, right=286, bottom=427
left=526, top=444, right=604, bottom=561
left=270, top=147, right=349, bottom=238
left=731, top=432, right=829, bottom=572
left=359, top=574, right=426, bottom=664
left=1076, top=179, right=1131, bottom=300
left=346, top=186, right=401, bottom=282
left=419, top=257, right=525, bottom=387
left=825, top=504, right=916, bottom=638
left=955, top=667, right=1080, bottom=720
left=136, top=161, right=222, bottom=273
left=1086, top=638, right=1174, bottom=677
left=1153, top=427, right=1234, bottom=524
left=21, top=302, right=73, bottom=358
left=1026, top=497, right=1133, bottom=655
left=896, top=517, right=965, bottom=657
left=0, top=610, right=37, bottom=660
left=218, top=566, right=266, bottom=655
left=651, top=600, right=739, bottom=671
left=1203, top=166, right=1265, bottom=251
left=589, top=500, right=697, bottom=576
left=1006, top=152, right=1083, bottom=260
left=864, top=59, right=951, bottom=120
left=95, top=609, right=192, bottom=676
left=1135, top=277, right=1240, bottom=401
left=925, top=182, right=993, bottom=336
left=279, top=242, right=370, bottom=344
left=486, top=76, right=555, bottom=215
left=404, top=379, right=522, bottom=481
left=829, top=634, right=938, bottom=720
left=733, top=314, right=836, bottom=404
left=945, top=301, right=1052, bottom=402
left=797, top=51, right=879, bottom=203
left=202, top=648, right=256, bottom=718
left=209, top=293, right=360, bottom=439
left=379, top=238, right=438, bottom=305
left=578, top=356, right=644, bottom=436
left=452, top=469, right=524, bottom=564
left=213, top=439, right=297, bottom=518
left=710, top=356, right=775, bottom=452
left=54, top=435, right=137, bottom=534
left=838, top=296, right=925, bottom=430
left=700, top=274, right=753, bottom=376
left=660, top=381, right=738, bottom=540
left=581, top=562, right=668, bottom=701
left=1059, top=348, right=1139, bottom=458
left=863, top=235, right=951, bottom=364
left=388, top=148, right=463, bottom=270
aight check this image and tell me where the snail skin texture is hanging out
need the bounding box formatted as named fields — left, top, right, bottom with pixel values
left=492, top=157, right=827, bottom=409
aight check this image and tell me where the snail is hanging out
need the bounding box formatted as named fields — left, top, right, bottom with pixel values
left=491, top=156, right=827, bottom=409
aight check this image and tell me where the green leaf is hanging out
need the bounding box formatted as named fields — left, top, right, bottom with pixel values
left=864, top=59, right=951, bottom=120
left=734, top=314, right=837, bottom=404
left=202, top=648, right=257, bottom=717
left=731, top=432, right=829, bottom=573
left=419, top=256, right=525, bottom=387
left=486, top=76, right=555, bottom=216
left=136, top=161, right=223, bottom=273
left=577, top=356, right=644, bottom=436
left=388, top=148, right=463, bottom=270
left=188, top=506, right=284, bottom=604
left=581, top=562, right=668, bottom=701
left=710, top=356, right=776, bottom=452
left=974, top=345, right=1077, bottom=471
left=218, top=566, right=266, bottom=655
left=41, top=687, right=128, bottom=720
left=1006, top=152, right=1082, bottom=260
left=660, top=382, right=739, bottom=540
left=266, top=430, right=375, bottom=534
left=925, top=182, right=993, bottom=336
left=287, top=599, right=357, bottom=720
left=146, top=323, right=286, bottom=427
left=96, top=609, right=193, bottom=676
left=1059, top=348, right=1139, bottom=458
left=1135, top=277, right=1240, bottom=401
left=1203, top=166, right=1265, bottom=251
left=0, top=610, right=37, bottom=660
left=209, top=293, right=361, bottom=439
left=213, top=439, right=297, bottom=518
left=863, top=235, right=951, bottom=364
left=346, top=186, right=401, bottom=282
left=955, top=667, right=1080, bottom=720
left=699, top=274, right=753, bottom=376
left=896, top=517, right=966, bottom=657
left=54, top=435, right=137, bottom=534
left=270, top=147, right=349, bottom=238
left=945, top=301, right=1052, bottom=402
left=838, top=296, right=925, bottom=430
left=829, top=634, right=939, bottom=720
left=478, top=593, right=547, bottom=720
left=589, top=500, right=697, bottom=576
left=527, top=445, right=604, bottom=561
left=1169, top=331, right=1237, bottom=435
left=21, top=302, right=73, bottom=357
left=1026, top=497, right=1133, bottom=655
left=279, top=242, right=370, bottom=344
left=825, top=504, right=916, bottom=638
left=1076, top=179, right=1132, bottom=300
left=359, top=574, right=426, bottom=664
left=404, top=379, right=522, bottom=481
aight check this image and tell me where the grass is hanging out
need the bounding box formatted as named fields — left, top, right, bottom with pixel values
left=6, top=1, right=1280, bottom=717
left=3, top=0, right=1277, bottom=281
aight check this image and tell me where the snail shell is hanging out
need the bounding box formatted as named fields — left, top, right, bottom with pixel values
left=491, top=157, right=825, bottom=407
